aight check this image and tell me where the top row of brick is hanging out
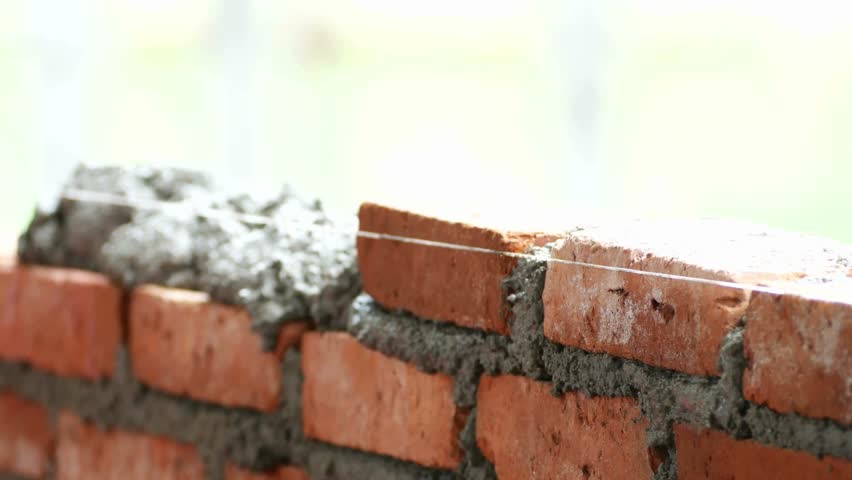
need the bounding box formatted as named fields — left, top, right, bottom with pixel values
left=357, top=202, right=852, bottom=423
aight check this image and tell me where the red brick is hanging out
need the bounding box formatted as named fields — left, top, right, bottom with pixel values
left=0, top=258, right=14, bottom=336
left=743, top=284, right=852, bottom=423
left=130, top=285, right=307, bottom=411
left=0, top=392, right=53, bottom=478
left=0, top=265, right=122, bottom=379
left=675, top=424, right=852, bottom=479
left=301, top=331, right=466, bottom=469
left=357, top=202, right=557, bottom=334
left=543, top=221, right=849, bottom=376
left=477, top=374, right=655, bottom=480
left=225, top=463, right=309, bottom=480
left=56, top=412, right=205, bottom=480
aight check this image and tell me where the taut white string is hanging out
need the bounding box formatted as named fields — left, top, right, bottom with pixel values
left=59, top=189, right=849, bottom=299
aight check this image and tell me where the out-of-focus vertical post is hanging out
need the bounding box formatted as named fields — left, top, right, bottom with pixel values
left=28, top=0, right=89, bottom=196
left=219, top=0, right=256, bottom=185
left=559, top=0, right=606, bottom=209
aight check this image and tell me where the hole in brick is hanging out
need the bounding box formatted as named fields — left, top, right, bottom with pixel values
left=651, top=298, right=675, bottom=323
left=550, top=431, right=561, bottom=445
left=647, top=446, right=668, bottom=474
left=607, top=287, right=628, bottom=298
left=120, top=291, right=131, bottom=345
left=581, top=465, right=592, bottom=478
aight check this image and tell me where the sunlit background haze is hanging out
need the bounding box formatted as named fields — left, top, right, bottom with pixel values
left=1, top=0, right=850, bottom=241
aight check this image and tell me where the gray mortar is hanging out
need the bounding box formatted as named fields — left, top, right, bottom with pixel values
left=457, top=410, right=497, bottom=480
left=502, top=245, right=555, bottom=379
left=17, top=165, right=360, bottom=347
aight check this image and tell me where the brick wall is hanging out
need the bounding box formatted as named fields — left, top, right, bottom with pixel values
left=0, top=167, right=850, bottom=479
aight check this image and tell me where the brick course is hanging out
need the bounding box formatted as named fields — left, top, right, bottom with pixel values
left=358, top=202, right=555, bottom=334
left=2, top=180, right=851, bottom=480
left=543, top=221, right=849, bottom=376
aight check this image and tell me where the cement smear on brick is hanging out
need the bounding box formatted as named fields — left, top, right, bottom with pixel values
left=17, top=165, right=360, bottom=346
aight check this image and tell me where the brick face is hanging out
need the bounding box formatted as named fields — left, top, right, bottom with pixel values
left=129, top=285, right=307, bottom=411
left=358, top=202, right=555, bottom=334
left=0, top=258, right=14, bottom=339
left=225, top=464, right=310, bottom=480
left=56, top=413, right=206, bottom=480
left=542, top=221, right=848, bottom=376
left=675, top=424, right=852, bottom=479
left=301, top=331, right=467, bottom=469
left=743, top=288, right=852, bottom=424
left=0, top=264, right=122, bottom=379
left=0, top=392, right=53, bottom=479
left=477, top=374, right=656, bottom=480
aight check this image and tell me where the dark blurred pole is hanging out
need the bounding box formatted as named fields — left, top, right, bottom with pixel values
left=220, top=0, right=255, bottom=184
left=560, top=0, right=605, bottom=209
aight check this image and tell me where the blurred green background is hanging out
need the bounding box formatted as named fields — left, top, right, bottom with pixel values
left=1, top=1, right=850, bottom=241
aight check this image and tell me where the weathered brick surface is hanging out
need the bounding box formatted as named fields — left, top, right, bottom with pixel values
left=477, top=374, right=656, bottom=480
left=225, top=464, right=310, bottom=480
left=0, top=392, right=53, bottom=479
left=675, top=424, right=852, bottom=479
left=56, top=412, right=206, bottom=480
left=0, top=264, right=122, bottom=379
left=358, top=202, right=556, bottom=334
left=744, top=284, right=852, bottom=423
left=301, top=331, right=466, bottom=469
left=543, top=221, right=850, bottom=376
left=130, top=285, right=307, bottom=411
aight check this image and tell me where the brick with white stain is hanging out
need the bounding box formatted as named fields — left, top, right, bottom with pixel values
left=543, top=220, right=850, bottom=376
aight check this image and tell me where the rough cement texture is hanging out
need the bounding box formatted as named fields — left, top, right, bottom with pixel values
left=457, top=410, right=496, bottom=480
left=502, top=245, right=554, bottom=379
left=17, top=165, right=360, bottom=346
